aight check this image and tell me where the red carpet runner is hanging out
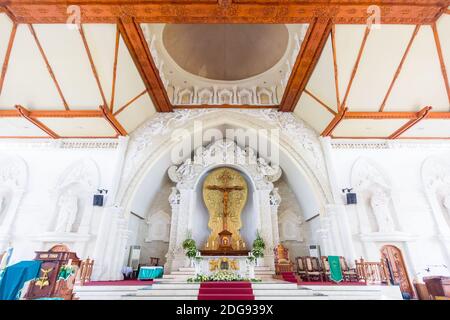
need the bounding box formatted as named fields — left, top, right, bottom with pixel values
left=197, top=282, right=255, bottom=300
left=281, top=272, right=298, bottom=283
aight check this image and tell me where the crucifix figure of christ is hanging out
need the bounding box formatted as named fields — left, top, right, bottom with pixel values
left=206, top=170, right=244, bottom=231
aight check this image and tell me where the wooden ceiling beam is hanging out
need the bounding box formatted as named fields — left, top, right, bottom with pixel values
left=321, top=107, right=348, bottom=137
left=28, top=24, right=69, bottom=110
left=279, top=17, right=332, bottom=112
left=340, top=26, right=370, bottom=110
left=304, top=89, right=337, bottom=116
left=79, top=24, right=109, bottom=109
left=0, top=22, right=17, bottom=95
left=345, top=110, right=450, bottom=119
left=379, top=25, right=420, bottom=112
left=100, top=105, right=128, bottom=136
left=0, top=109, right=103, bottom=118
left=388, top=106, right=433, bottom=139
left=113, top=89, right=147, bottom=116
left=118, top=18, right=172, bottom=112
left=110, top=24, right=120, bottom=113
left=2, top=1, right=446, bottom=24
left=432, top=22, right=450, bottom=106
left=15, top=105, right=60, bottom=138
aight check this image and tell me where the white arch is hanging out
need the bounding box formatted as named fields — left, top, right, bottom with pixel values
left=118, top=109, right=332, bottom=221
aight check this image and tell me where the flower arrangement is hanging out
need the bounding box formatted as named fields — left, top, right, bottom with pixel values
left=251, top=231, right=266, bottom=258
left=187, top=271, right=261, bottom=283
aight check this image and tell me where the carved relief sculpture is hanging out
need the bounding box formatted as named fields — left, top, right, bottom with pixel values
left=55, top=191, right=79, bottom=233
left=370, top=187, right=395, bottom=233
left=270, top=188, right=281, bottom=206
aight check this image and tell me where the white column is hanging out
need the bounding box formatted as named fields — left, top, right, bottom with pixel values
left=169, top=188, right=191, bottom=271
left=165, top=200, right=180, bottom=273
left=270, top=204, right=280, bottom=246
left=258, top=189, right=275, bottom=269
left=320, top=137, right=357, bottom=263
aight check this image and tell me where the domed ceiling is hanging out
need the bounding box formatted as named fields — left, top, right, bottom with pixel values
left=162, top=24, right=289, bottom=81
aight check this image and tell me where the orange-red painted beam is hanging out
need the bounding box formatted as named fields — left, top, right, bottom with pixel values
left=388, top=106, right=433, bottom=139
left=15, top=105, right=60, bottom=139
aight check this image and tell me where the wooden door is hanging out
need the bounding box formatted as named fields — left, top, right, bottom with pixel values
left=381, top=245, right=414, bottom=298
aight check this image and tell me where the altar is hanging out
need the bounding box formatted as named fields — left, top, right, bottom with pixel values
left=195, top=255, right=255, bottom=278
left=165, top=140, right=283, bottom=274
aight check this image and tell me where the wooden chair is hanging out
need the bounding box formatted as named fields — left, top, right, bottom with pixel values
left=149, top=257, right=160, bottom=266
left=340, top=256, right=359, bottom=282
left=321, top=256, right=331, bottom=281
left=304, top=256, right=324, bottom=282
left=77, top=258, right=94, bottom=285
left=295, top=257, right=308, bottom=280
left=274, top=244, right=294, bottom=274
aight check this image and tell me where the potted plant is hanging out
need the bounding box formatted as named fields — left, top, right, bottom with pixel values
left=182, top=234, right=198, bottom=267
left=252, top=231, right=266, bottom=267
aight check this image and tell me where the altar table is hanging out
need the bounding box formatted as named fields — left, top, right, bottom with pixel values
left=138, top=266, right=164, bottom=280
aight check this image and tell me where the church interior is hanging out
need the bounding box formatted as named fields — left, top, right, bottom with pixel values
left=0, top=0, right=449, bottom=301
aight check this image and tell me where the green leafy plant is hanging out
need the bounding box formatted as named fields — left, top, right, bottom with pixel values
left=251, top=231, right=266, bottom=258
left=182, top=236, right=198, bottom=259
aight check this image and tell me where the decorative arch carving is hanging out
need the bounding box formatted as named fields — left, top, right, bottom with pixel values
left=51, top=158, right=100, bottom=234
left=168, top=139, right=282, bottom=190
left=351, top=158, right=398, bottom=235
left=118, top=109, right=331, bottom=211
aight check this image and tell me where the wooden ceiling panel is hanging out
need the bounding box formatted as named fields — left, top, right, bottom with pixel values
left=82, top=24, right=118, bottom=110
left=334, top=25, right=367, bottom=106
left=32, top=24, right=104, bottom=110
left=305, top=35, right=338, bottom=113
left=294, top=92, right=335, bottom=134
left=436, top=14, right=450, bottom=105
left=399, top=119, right=450, bottom=138
left=384, top=25, right=449, bottom=112
left=0, top=117, right=49, bottom=137
left=113, top=33, right=147, bottom=112
left=0, top=24, right=64, bottom=110
left=115, top=92, right=156, bottom=133
left=346, top=25, right=416, bottom=112
left=37, top=117, right=117, bottom=137
left=333, top=119, right=410, bottom=138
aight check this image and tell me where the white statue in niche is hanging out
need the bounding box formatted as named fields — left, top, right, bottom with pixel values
left=270, top=188, right=281, bottom=206
left=55, top=190, right=79, bottom=233
left=370, top=187, right=395, bottom=233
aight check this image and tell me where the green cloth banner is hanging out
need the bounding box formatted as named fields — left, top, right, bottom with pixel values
left=328, top=256, right=343, bottom=283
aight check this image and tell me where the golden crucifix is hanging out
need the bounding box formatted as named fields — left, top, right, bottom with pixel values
left=206, top=170, right=244, bottom=230
left=203, top=168, right=248, bottom=250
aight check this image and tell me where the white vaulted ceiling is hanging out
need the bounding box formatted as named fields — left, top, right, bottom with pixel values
left=295, top=12, right=450, bottom=139
left=0, top=13, right=156, bottom=138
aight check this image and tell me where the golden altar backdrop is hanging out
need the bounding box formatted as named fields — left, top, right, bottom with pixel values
left=202, top=167, right=248, bottom=251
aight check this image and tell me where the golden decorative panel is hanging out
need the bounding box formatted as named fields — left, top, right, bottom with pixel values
left=203, top=167, right=248, bottom=250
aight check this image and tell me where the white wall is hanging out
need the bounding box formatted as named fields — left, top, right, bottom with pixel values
left=327, top=140, right=450, bottom=280
left=0, top=140, right=122, bottom=264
